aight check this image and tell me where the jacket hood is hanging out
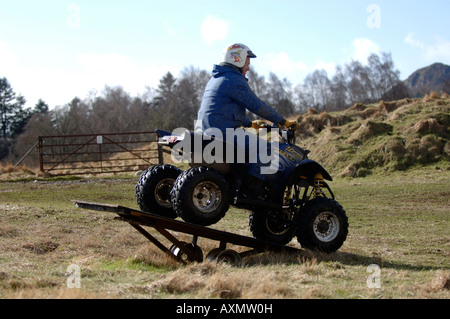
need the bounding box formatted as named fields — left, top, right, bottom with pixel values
left=212, top=63, right=243, bottom=78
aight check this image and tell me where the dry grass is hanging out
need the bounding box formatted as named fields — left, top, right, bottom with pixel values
left=0, top=94, right=449, bottom=300
left=0, top=165, right=449, bottom=300
left=0, top=172, right=448, bottom=300
left=0, top=163, right=41, bottom=180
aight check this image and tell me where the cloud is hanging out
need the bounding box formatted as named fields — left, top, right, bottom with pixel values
left=404, top=33, right=425, bottom=49
left=0, top=39, right=174, bottom=108
left=77, top=52, right=135, bottom=71
left=200, top=15, right=230, bottom=43
left=425, top=36, right=450, bottom=61
left=0, top=40, right=19, bottom=74
left=351, top=38, right=380, bottom=63
left=253, top=51, right=309, bottom=84
left=313, top=61, right=336, bottom=75
left=404, top=33, right=450, bottom=63
left=164, top=19, right=176, bottom=37
left=261, top=52, right=307, bottom=74
left=75, top=52, right=173, bottom=96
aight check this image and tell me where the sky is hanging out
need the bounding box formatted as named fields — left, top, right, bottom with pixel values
left=0, top=0, right=449, bottom=109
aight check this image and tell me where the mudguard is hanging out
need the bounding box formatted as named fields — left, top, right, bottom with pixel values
left=155, top=129, right=173, bottom=138
left=291, top=159, right=333, bottom=181
left=264, top=159, right=333, bottom=204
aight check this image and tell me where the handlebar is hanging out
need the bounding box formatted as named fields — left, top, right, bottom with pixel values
left=259, top=123, right=297, bottom=144
left=261, top=122, right=298, bottom=131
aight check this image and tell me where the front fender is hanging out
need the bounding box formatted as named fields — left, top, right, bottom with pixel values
left=266, top=159, right=333, bottom=204
left=291, top=159, right=333, bottom=181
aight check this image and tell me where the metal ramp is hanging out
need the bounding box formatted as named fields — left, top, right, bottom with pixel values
left=73, top=200, right=300, bottom=265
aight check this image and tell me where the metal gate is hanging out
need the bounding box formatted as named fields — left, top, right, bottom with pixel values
left=38, top=132, right=163, bottom=176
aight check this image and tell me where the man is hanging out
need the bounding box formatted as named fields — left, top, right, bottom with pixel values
left=194, top=43, right=297, bottom=195
left=195, top=43, right=297, bottom=134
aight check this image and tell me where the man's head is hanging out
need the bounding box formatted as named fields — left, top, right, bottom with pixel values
left=222, top=43, right=256, bottom=75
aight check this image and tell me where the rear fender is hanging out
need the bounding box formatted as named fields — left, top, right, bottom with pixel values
left=155, top=129, right=173, bottom=138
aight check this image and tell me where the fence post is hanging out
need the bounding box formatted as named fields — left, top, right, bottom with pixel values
left=38, top=136, right=44, bottom=173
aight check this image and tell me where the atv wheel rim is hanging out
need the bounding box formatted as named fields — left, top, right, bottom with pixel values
left=192, top=181, right=222, bottom=213
left=266, top=210, right=291, bottom=236
left=313, top=212, right=340, bottom=242
left=154, top=179, right=174, bottom=208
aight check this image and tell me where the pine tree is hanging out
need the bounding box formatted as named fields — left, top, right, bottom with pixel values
left=0, top=77, right=16, bottom=139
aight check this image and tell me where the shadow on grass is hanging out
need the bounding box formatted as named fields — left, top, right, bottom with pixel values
left=241, top=248, right=449, bottom=271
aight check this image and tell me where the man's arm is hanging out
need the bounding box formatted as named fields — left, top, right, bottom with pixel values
left=231, top=79, right=284, bottom=125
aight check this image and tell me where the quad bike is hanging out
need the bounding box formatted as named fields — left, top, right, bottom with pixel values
left=136, top=125, right=348, bottom=253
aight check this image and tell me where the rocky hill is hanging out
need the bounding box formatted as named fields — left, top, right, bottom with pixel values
left=404, top=63, right=450, bottom=97
left=295, top=92, right=450, bottom=178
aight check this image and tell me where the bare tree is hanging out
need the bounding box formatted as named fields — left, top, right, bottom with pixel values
left=265, top=73, right=295, bottom=117
left=247, top=68, right=268, bottom=101
left=329, top=66, right=348, bottom=110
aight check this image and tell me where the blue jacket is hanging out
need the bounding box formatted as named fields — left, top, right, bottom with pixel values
left=195, top=64, right=284, bottom=136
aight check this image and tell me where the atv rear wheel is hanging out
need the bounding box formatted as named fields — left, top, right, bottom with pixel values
left=171, top=167, right=231, bottom=226
left=136, top=164, right=182, bottom=218
left=296, top=198, right=348, bottom=253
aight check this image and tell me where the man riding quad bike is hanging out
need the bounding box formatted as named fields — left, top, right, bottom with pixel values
left=136, top=43, right=348, bottom=253
left=136, top=124, right=348, bottom=253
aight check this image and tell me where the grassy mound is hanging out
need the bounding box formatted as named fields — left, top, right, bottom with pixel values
left=294, top=92, right=450, bottom=177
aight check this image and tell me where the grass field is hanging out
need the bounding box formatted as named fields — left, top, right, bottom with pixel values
left=0, top=165, right=448, bottom=299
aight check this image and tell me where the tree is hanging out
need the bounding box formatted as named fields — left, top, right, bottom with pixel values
left=174, top=67, right=210, bottom=129
left=293, top=84, right=311, bottom=113
left=150, top=72, right=178, bottom=130
left=303, top=73, right=318, bottom=109
left=329, top=66, right=348, bottom=110
left=157, top=72, right=177, bottom=103
left=9, top=95, right=32, bottom=138
left=9, top=107, right=55, bottom=167
left=367, top=52, right=400, bottom=99
left=0, top=78, right=35, bottom=160
left=0, top=77, right=17, bottom=139
left=313, top=70, right=331, bottom=111
left=247, top=68, right=268, bottom=101
left=34, top=99, right=49, bottom=114
left=345, top=60, right=370, bottom=104
left=266, top=73, right=295, bottom=117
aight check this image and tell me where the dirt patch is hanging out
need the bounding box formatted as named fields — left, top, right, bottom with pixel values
left=379, top=98, right=414, bottom=114
left=349, top=120, right=393, bottom=144
left=411, top=118, right=446, bottom=135
left=22, top=241, right=60, bottom=254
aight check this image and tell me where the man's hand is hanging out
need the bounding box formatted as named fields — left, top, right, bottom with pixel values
left=283, top=120, right=298, bottom=130
left=251, top=120, right=267, bottom=129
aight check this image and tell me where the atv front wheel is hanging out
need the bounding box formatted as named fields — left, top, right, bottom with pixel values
left=171, top=167, right=231, bottom=226
left=136, top=164, right=182, bottom=218
left=296, top=198, right=348, bottom=253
